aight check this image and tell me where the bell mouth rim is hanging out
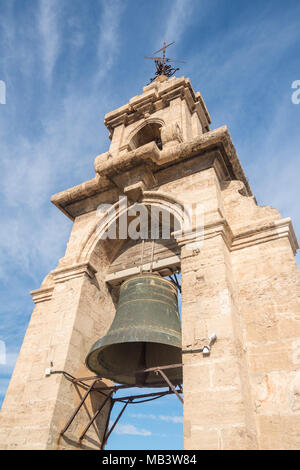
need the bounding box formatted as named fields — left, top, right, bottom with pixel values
left=85, top=354, right=182, bottom=388
left=120, top=272, right=178, bottom=294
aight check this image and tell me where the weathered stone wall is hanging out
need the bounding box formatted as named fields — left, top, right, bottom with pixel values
left=180, top=174, right=300, bottom=449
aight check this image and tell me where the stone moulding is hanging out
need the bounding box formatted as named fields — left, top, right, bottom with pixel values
left=51, top=125, right=252, bottom=221
left=175, top=216, right=298, bottom=255
left=94, top=126, right=251, bottom=193
left=174, top=218, right=233, bottom=250
left=30, top=286, right=54, bottom=304
left=50, top=174, right=111, bottom=221
left=51, top=261, right=97, bottom=283
left=231, top=217, right=299, bottom=255
left=104, top=76, right=211, bottom=133
left=30, top=262, right=97, bottom=303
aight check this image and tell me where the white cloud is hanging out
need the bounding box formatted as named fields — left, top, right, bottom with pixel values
left=129, top=413, right=157, bottom=420
left=0, top=351, right=19, bottom=388
left=0, top=340, right=6, bottom=365
left=38, top=0, right=61, bottom=83
left=113, top=423, right=152, bottom=436
left=129, top=412, right=183, bottom=424
left=96, top=0, right=125, bottom=81
left=159, top=415, right=183, bottom=424
left=0, top=1, right=126, bottom=285
left=164, top=0, right=197, bottom=43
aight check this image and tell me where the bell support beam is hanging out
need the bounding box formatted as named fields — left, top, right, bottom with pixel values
left=106, top=254, right=181, bottom=286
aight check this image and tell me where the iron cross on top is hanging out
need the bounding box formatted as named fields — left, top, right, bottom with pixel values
left=144, top=41, right=186, bottom=82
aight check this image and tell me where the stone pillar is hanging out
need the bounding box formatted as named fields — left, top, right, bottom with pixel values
left=232, top=220, right=300, bottom=449
left=181, top=225, right=258, bottom=450
left=0, top=261, right=115, bottom=450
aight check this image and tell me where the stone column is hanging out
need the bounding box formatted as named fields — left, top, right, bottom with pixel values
left=231, top=219, right=300, bottom=449
left=0, top=262, right=114, bottom=450
left=181, top=222, right=258, bottom=450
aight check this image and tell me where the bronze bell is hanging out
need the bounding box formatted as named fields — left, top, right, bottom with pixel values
left=85, top=273, right=182, bottom=387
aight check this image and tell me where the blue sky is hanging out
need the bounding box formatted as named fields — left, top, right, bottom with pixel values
left=0, top=0, right=299, bottom=450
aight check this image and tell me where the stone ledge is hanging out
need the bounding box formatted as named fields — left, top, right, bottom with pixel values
left=232, top=217, right=299, bottom=255
left=50, top=174, right=111, bottom=221
left=176, top=218, right=233, bottom=251
left=51, top=262, right=97, bottom=283
left=30, top=286, right=54, bottom=304
left=104, top=76, right=211, bottom=131
left=176, top=217, right=298, bottom=256
left=51, top=125, right=253, bottom=221
left=94, top=126, right=251, bottom=199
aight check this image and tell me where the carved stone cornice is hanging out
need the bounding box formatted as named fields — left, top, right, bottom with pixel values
left=51, top=126, right=252, bottom=220
left=104, top=76, right=211, bottom=131
left=173, top=217, right=298, bottom=256
left=51, top=262, right=97, bottom=283
left=94, top=126, right=251, bottom=192
left=174, top=217, right=233, bottom=251
left=30, top=286, right=54, bottom=304
left=231, top=217, right=299, bottom=255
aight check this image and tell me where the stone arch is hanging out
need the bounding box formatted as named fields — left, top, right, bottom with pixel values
left=77, top=191, right=188, bottom=266
left=127, top=118, right=165, bottom=150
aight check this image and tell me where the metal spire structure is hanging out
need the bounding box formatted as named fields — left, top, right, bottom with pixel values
left=145, top=41, right=186, bottom=82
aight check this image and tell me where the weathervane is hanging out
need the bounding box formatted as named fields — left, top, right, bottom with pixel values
left=145, top=41, right=186, bottom=83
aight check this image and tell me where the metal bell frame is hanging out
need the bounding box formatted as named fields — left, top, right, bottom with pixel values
left=51, top=362, right=183, bottom=449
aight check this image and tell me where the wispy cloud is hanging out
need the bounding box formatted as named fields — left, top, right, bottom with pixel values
left=96, top=0, right=125, bottom=81
left=159, top=415, right=183, bottom=424
left=0, top=350, right=18, bottom=407
left=129, top=412, right=183, bottom=424
left=164, top=0, right=196, bottom=43
left=38, top=0, right=61, bottom=83
left=112, top=423, right=152, bottom=436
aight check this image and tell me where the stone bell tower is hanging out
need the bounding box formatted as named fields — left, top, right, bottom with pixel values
left=1, top=74, right=300, bottom=450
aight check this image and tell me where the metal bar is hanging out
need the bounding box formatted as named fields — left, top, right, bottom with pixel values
left=73, top=382, right=93, bottom=422
left=50, top=370, right=100, bottom=392
left=150, top=240, right=155, bottom=272
left=101, top=400, right=115, bottom=450
left=70, top=363, right=183, bottom=383
left=170, top=273, right=181, bottom=293
left=156, top=369, right=184, bottom=404
left=138, top=363, right=182, bottom=374
left=73, top=379, right=110, bottom=398
left=57, top=365, right=184, bottom=448
left=174, top=273, right=182, bottom=293
left=75, top=380, right=172, bottom=390
left=60, top=379, right=99, bottom=435
left=102, top=400, right=131, bottom=448
left=50, top=370, right=76, bottom=381
left=140, top=239, right=145, bottom=274
left=79, top=391, right=114, bottom=441
left=115, top=389, right=176, bottom=402
left=182, top=347, right=204, bottom=354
